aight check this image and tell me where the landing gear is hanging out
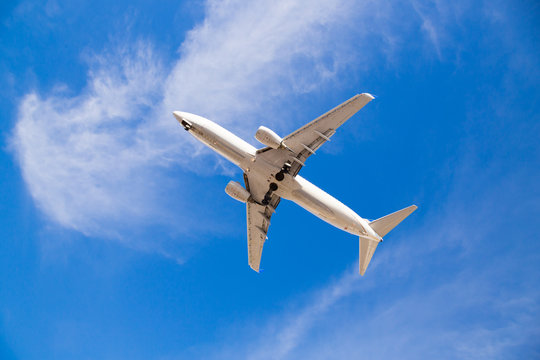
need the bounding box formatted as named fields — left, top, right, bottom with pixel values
left=274, top=162, right=292, bottom=181
left=181, top=119, right=192, bottom=131
left=262, top=183, right=278, bottom=205
left=282, top=162, right=292, bottom=173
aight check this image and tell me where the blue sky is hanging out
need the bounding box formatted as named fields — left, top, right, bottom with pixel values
left=1, top=0, right=539, bottom=359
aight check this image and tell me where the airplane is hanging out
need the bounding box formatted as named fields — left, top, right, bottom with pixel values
left=173, top=94, right=417, bottom=275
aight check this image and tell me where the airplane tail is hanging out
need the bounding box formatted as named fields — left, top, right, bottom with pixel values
left=359, top=205, right=417, bottom=275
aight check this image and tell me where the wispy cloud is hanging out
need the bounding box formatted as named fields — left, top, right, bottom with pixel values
left=249, top=267, right=360, bottom=359
left=10, top=0, right=462, bottom=246
left=205, top=154, right=540, bottom=360
left=12, top=43, right=166, bottom=237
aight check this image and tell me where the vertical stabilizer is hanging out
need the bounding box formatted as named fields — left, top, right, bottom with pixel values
left=359, top=237, right=379, bottom=275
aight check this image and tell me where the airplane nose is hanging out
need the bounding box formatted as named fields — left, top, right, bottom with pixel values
left=173, top=111, right=193, bottom=130
left=173, top=111, right=187, bottom=123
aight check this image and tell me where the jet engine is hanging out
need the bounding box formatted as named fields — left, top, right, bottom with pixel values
left=225, top=181, right=251, bottom=203
left=255, top=126, right=283, bottom=149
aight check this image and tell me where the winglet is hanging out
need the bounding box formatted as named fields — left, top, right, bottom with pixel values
left=354, top=93, right=375, bottom=109
left=361, top=92, right=375, bottom=100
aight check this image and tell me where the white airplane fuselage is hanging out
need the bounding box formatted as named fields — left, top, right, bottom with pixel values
left=175, top=112, right=380, bottom=241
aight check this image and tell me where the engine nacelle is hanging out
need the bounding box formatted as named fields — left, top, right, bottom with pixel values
left=255, top=126, right=283, bottom=149
left=225, top=181, right=251, bottom=203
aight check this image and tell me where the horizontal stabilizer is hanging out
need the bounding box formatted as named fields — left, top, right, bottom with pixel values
left=369, top=205, right=418, bottom=238
left=359, top=237, right=379, bottom=275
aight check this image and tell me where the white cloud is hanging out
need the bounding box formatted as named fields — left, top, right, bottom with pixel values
left=10, top=0, right=383, bottom=240
left=162, top=0, right=352, bottom=123
left=11, top=0, right=459, bottom=246
left=12, top=43, right=167, bottom=237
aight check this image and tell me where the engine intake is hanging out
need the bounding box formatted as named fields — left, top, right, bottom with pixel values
left=255, top=126, right=283, bottom=149
left=225, top=181, right=251, bottom=203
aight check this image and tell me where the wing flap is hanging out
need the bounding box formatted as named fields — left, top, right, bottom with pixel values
left=246, top=201, right=275, bottom=272
left=284, top=93, right=374, bottom=154
left=244, top=173, right=280, bottom=272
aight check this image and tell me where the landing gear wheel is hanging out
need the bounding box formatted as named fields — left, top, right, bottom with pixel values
left=282, top=162, right=292, bottom=173
left=275, top=172, right=284, bottom=181
left=269, top=183, right=278, bottom=191
left=181, top=120, right=192, bottom=131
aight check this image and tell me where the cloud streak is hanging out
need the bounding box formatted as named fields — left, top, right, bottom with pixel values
left=10, top=0, right=460, bottom=246
left=12, top=43, right=166, bottom=237
left=204, top=154, right=540, bottom=360
left=9, top=1, right=362, bottom=238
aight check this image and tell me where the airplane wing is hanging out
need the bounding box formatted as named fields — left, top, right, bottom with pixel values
left=244, top=173, right=280, bottom=272
left=242, top=94, right=373, bottom=271
left=257, top=93, right=374, bottom=176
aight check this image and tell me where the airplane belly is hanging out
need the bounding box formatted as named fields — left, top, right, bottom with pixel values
left=287, top=176, right=366, bottom=236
